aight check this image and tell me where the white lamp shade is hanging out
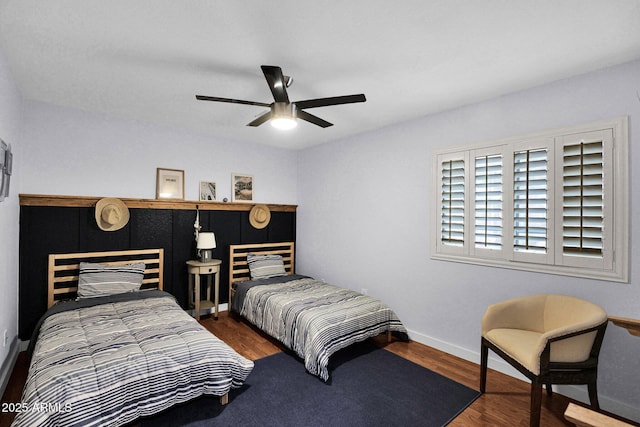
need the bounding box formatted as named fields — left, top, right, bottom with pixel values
left=197, top=232, right=216, bottom=249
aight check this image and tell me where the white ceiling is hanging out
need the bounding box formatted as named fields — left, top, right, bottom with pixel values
left=1, top=1, right=639, bottom=150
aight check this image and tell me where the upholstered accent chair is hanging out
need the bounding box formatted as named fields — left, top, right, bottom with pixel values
left=480, top=294, right=608, bottom=427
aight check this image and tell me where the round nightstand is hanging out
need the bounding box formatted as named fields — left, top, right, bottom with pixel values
left=186, top=259, right=222, bottom=320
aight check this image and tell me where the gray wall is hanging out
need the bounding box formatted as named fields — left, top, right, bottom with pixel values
left=0, top=43, right=22, bottom=394
left=296, top=60, right=640, bottom=421
left=18, top=101, right=299, bottom=203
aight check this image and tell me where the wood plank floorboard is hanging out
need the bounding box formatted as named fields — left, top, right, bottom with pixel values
left=2, top=311, right=637, bottom=427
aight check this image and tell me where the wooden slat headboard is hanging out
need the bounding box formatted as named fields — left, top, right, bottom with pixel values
left=228, top=242, right=295, bottom=306
left=48, top=248, right=164, bottom=308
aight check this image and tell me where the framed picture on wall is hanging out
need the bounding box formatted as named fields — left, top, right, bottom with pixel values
left=199, top=181, right=216, bottom=201
left=1, top=171, right=10, bottom=198
left=0, top=140, right=11, bottom=200
left=0, top=140, right=5, bottom=202
left=156, top=168, right=185, bottom=200
left=232, top=173, right=253, bottom=202
left=4, top=145, right=12, bottom=176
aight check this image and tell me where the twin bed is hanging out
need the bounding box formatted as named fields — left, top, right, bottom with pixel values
left=13, top=249, right=254, bottom=427
left=229, top=242, right=408, bottom=381
left=14, top=243, right=408, bottom=426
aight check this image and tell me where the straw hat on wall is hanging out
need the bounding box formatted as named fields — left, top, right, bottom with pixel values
left=249, top=204, right=271, bottom=229
left=95, top=198, right=130, bottom=231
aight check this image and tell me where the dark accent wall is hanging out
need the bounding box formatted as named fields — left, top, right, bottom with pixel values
left=19, top=205, right=296, bottom=340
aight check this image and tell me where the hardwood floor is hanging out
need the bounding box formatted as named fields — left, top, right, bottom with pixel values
left=2, top=311, right=637, bottom=427
left=200, top=312, right=630, bottom=426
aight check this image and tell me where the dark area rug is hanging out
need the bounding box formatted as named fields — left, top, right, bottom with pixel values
left=139, top=341, right=480, bottom=427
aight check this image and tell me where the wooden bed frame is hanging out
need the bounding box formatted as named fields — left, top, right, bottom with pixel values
left=228, top=242, right=295, bottom=307
left=47, top=248, right=164, bottom=308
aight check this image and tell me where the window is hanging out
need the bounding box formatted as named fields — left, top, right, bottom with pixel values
left=474, top=153, right=502, bottom=250
left=440, top=156, right=466, bottom=246
left=437, top=152, right=468, bottom=255
left=513, top=148, right=547, bottom=253
left=432, top=117, right=628, bottom=282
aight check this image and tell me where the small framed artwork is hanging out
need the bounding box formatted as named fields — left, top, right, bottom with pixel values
left=156, top=168, right=185, bottom=200
left=3, top=146, right=13, bottom=198
left=232, top=173, right=253, bottom=202
left=0, top=140, right=5, bottom=202
left=4, top=145, right=11, bottom=176
left=1, top=171, right=9, bottom=198
left=199, top=181, right=216, bottom=201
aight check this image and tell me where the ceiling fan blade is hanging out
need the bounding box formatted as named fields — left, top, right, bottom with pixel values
left=261, top=65, right=290, bottom=104
left=196, top=95, right=271, bottom=107
left=294, top=94, right=366, bottom=110
left=247, top=111, right=272, bottom=127
left=297, top=110, right=333, bottom=128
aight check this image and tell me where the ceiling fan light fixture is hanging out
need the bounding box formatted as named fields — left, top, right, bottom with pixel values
left=271, top=117, right=297, bottom=130
left=270, top=102, right=297, bottom=130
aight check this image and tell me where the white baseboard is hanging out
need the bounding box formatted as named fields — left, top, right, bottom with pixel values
left=0, top=337, right=20, bottom=400
left=406, top=328, right=640, bottom=423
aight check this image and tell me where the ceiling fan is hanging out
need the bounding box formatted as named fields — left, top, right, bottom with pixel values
left=196, top=65, right=366, bottom=129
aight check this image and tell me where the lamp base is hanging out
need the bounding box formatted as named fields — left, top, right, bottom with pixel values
left=199, top=249, right=213, bottom=263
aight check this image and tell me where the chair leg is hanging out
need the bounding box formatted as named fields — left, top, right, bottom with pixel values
left=588, top=381, right=600, bottom=410
left=545, top=383, right=552, bottom=396
left=480, top=338, right=488, bottom=393
left=530, top=379, right=542, bottom=427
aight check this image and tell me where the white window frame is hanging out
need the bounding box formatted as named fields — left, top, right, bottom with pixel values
left=431, top=117, right=629, bottom=283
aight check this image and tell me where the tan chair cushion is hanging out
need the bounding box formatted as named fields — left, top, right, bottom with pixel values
left=482, top=294, right=607, bottom=375
left=485, top=328, right=542, bottom=374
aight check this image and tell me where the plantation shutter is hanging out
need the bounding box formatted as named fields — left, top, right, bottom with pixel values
left=555, top=129, right=613, bottom=270
left=562, top=141, right=603, bottom=256
left=474, top=154, right=503, bottom=250
left=512, top=147, right=550, bottom=263
left=440, top=158, right=465, bottom=247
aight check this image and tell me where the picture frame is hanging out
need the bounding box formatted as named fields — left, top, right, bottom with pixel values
left=0, top=140, right=5, bottom=202
left=232, top=173, right=253, bottom=202
left=4, top=147, right=12, bottom=176
left=0, top=140, right=10, bottom=201
left=1, top=172, right=9, bottom=198
left=199, top=181, right=216, bottom=201
left=156, top=168, right=185, bottom=200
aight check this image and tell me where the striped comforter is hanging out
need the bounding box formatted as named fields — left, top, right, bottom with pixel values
left=239, top=277, right=408, bottom=381
left=13, top=291, right=254, bottom=427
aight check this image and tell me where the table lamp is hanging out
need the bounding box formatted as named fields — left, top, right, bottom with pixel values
left=196, top=232, right=216, bottom=263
